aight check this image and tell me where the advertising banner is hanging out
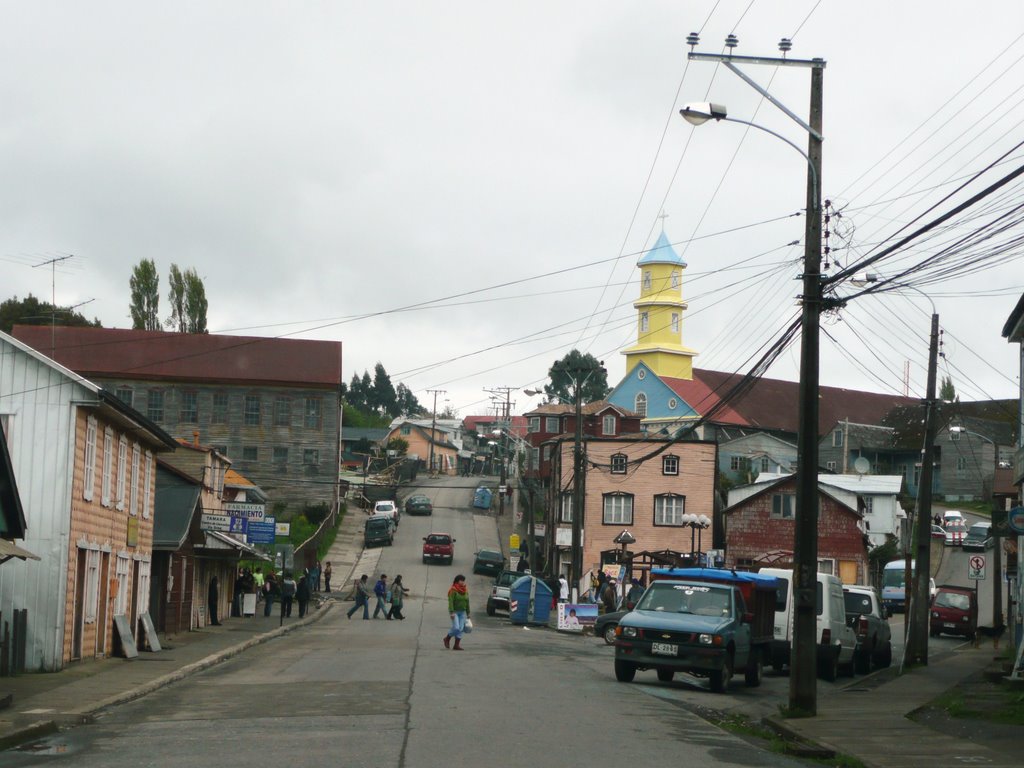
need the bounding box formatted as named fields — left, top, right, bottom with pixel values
left=557, top=603, right=598, bottom=632
left=224, top=502, right=266, bottom=520
left=248, top=517, right=277, bottom=545
left=201, top=513, right=231, bottom=532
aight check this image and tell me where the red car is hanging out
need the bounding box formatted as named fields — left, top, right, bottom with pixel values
left=422, top=532, right=455, bottom=565
left=930, top=584, right=977, bottom=640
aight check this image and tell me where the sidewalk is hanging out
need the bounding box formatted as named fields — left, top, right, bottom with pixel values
left=764, top=646, right=1017, bottom=768
left=0, top=504, right=370, bottom=751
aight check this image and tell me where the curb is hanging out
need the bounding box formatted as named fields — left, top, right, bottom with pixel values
left=0, top=602, right=337, bottom=751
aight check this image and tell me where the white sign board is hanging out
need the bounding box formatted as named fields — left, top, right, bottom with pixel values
left=201, top=513, right=231, bottom=532
left=224, top=503, right=266, bottom=520
left=555, top=527, right=582, bottom=547
left=968, top=554, right=986, bottom=581
left=275, top=522, right=291, bottom=536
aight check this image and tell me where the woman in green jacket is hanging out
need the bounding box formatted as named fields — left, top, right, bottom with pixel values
left=444, top=574, right=470, bottom=650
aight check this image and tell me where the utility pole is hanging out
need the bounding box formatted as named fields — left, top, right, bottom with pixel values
left=484, top=387, right=514, bottom=517
left=426, top=389, right=446, bottom=474
left=907, top=312, right=940, bottom=664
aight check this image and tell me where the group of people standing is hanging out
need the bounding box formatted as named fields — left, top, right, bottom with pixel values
left=258, top=560, right=332, bottom=618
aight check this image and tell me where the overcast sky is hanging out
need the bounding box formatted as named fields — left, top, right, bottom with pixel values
left=3, top=2, right=1023, bottom=419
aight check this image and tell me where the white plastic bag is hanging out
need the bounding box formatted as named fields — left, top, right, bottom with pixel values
left=463, top=617, right=474, bottom=634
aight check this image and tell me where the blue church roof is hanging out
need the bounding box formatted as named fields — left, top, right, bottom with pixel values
left=637, top=231, right=687, bottom=267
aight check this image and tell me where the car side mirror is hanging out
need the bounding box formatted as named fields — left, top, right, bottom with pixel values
left=742, top=612, right=754, bottom=624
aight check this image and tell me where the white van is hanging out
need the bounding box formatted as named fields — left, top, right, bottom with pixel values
left=881, top=559, right=936, bottom=613
left=759, top=567, right=858, bottom=681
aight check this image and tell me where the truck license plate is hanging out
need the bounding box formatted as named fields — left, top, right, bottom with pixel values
left=944, top=623, right=955, bottom=629
left=651, top=642, right=678, bottom=656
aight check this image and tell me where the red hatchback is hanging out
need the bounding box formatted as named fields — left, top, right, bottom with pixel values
left=422, top=532, right=455, bottom=565
left=930, top=585, right=977, bottom=640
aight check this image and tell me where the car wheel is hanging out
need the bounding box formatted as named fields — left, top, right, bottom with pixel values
left=874, top=641, right=892, bottom=668
left=710, top=651, right=733, bottom=693
left=819, top=648, right=839, bottom=682
left=656, top=668, right=674, bottom=682
left=603, top=623, right=618, bottom=645
left=614, top=659, right=636, bottom=683
left=744, top=653, right=763, bottom=687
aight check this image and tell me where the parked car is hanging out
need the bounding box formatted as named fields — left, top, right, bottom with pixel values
left=404, top=494, right=433, bottom=516
left=486, top=570, right=521, bottom=616
left=930, top=524, right=946, bottom=540
left=364, top=514, right=395, bottom=547
left=374, top=500, right=400, bottom=527
left=962, top=522, right=993, bottom=551
left=473, top=548, right=505, bottom=576
left=760, top=567, right=858, bottom=680
left=930, top=584, right=978, bottom=640
left=594, top=609, right=628, bottom=645
left=842, top=585, right=893, bottom=673
left=944, top=518, right=967, bottom=547
left=422, top=532, right=455, bottom=565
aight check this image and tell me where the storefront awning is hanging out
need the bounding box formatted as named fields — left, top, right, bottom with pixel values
left=0, top=538, right=41, bottom=563
left=203, top=531, right=271, bottom=561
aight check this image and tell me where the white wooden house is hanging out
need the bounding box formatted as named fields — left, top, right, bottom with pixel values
left=0, top=331, right=175, bottom=671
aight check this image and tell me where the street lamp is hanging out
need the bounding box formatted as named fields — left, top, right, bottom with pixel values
left=613, top=529, right=636, bottom=589
left=680, top=45, right=824, bottom=714
left=681, top=513, right=712, bottom=560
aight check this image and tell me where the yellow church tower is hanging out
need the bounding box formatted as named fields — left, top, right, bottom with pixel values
left=621, top=230, right=698, bottom=379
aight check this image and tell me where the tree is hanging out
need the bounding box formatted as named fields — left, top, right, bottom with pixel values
left=0, top=294, right=101, bottom=334
left=939, top=375, right=957, bottom=402
left=396, top=383, right=424, bottom=417
left=544, top=349, right=609, bottom=404
left=371, top=362, right=398, bottom=417
left=183, top=269, right=208, bottom=333
left=166, top=264, right=186, bottom=332
left=385, top=437, right=409, bottom=456
left=129, top=259, right=160, bottom=330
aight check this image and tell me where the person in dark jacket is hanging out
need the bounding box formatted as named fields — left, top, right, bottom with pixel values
left=280, top=572, right=297, bottom=617
left=296, top=569, right=312, bottom=617
left=208, top=576, right=221, bottom=625
left=372, top=574, right=389, bottom=619
left=262, top=571, right=279, bottom=617
left=347, top=574, right=371, bottom=619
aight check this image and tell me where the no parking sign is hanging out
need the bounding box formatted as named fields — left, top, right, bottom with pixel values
left=967, top=554, right=986, bottom=581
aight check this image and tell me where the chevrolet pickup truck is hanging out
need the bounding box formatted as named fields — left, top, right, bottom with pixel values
left=843, top=584, right=892, bottom=673
left=613, top=568, right=778, bottom=693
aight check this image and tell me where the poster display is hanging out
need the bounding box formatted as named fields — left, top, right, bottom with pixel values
left=557, top=602, right=598, bottom=632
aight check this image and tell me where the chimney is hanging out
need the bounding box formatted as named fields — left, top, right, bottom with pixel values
left=193, top=430, right=200, bottom=447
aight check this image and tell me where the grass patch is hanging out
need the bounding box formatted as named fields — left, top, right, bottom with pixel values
left=713, top=712, right=866, bottom=767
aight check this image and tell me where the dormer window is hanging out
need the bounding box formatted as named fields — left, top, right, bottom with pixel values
left=610, top=453, right=627, bottom=474
left=602, top=414, right=616, bottom=435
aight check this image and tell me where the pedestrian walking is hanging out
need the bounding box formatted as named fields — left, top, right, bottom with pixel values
left=558, top=574, right=569, bottom=602
left=208, top=576, right=222, bottom=625
left=324, top=562, right=333, bottom=593
left=262, top=571, right=279, bottom=616
left=281, top=572, right=297, bottom=617
left=600, top=578, right=617, bottom=614
left=296, top=569, right=312, bottom=617
left=443, top=574, right=471, bottom=650
left=626, top=578, right=644, bottom=610
left=387, top=575, right=409, bottom=620
left=347, top=574, right=371, bottom=619
left=372, top=574, right=389, bottom=619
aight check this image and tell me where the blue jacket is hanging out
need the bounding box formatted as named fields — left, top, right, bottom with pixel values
left=374, top=579, right=387, bottom=598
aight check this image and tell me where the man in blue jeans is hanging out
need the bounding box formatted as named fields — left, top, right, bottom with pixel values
left=347, top=574, right=371, bottom=619
left=372, top=574, right=389, bottom=619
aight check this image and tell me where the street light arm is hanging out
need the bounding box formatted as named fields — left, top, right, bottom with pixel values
left=720, top=115, right=818, bottom=210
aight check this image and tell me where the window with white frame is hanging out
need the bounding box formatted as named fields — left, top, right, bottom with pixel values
left=114, top=554, right=130, bottom=616
left=528, top=416, right=540, bottom=434
left=833, top=429, right=844, bottom=447
left=956, top=456, right=967, bottom=478
left=602, top=414, right=616, bottom=435
left=541, top=445, right=550, bottom=460
left=129, top=443, right=141, bottom=516
left=642, top=270, right=652, bottom=290
left=545, top=416, right=559, bottom=433
left=671, top=313, right=680, bottom=334
left=83, top=416, right=97, bottom=501
left=142, top=451, right=153, bottom=519
left=560, top=493, right=573, bottom=523
left=863, top=496, right=874, bottom=514
left=102, top=428, right=113, bottom=507
left=116, top=436, right=128, bottom=511
left=603, top=493, right=633, bottom=525
left=761, top=457, right=770, bottom=472
left=610, top=453, right=627, bottom=474
left=671, top=270, right=679, bottom=288
left=826, top=460, right=837, bottom=472
left=634, top=393, right=647, bottom=418
left=531, top=447, right=540, bottom=469
left=654, top=494, right=685, bottom=525
left=137, top=559, right=151, bottom=615
left=730, top=455, right=751, bottom=472
left=949, top=428, right=961, bottom=442
left=84, top=548, right=100, bottom=623
left=640, top=312, right=649, bottom=332
left=662, top=454, right=679, bottom=475
left=771, top=493, right=795, bottom=519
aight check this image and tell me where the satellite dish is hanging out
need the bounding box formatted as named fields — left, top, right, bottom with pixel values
left=853, top=457, right=870, bottom=476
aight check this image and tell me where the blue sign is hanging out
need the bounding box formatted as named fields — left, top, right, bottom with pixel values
left=1009, top=507, right=1024, bottom=535
left=229, top=517, right=248, bottom=534
left=247, top=517, right=277, bottom=545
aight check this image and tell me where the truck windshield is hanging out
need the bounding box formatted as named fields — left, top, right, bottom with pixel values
left=882, top=569, right=906, bottom=588
left=638, top=584, right=731, bottom=616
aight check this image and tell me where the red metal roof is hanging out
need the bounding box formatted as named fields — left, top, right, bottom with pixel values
left=12, top=325, right=342, bottom=388
left=663, top=369, right=916, bottom=434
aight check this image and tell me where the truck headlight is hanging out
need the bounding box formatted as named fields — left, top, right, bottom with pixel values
left=621, top=626, right=638, bottom=638
left=699, top=633, right=713, bottom=645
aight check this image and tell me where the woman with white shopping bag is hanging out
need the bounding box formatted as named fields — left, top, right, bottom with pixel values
left=443, top=574, right=471, bottom=650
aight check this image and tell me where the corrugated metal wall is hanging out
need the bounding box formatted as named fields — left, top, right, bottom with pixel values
left=0, top=340, right=78, bottom=671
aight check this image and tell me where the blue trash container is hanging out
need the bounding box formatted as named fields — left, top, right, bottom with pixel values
left=473, top=487, right=493, bottom=510
left=509, top=576, right=552, bottom=625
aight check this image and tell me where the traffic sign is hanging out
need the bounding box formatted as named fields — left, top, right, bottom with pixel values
left=1008, top=506, right=1024, bottom=535
left=968, top=554, right=987, bottom=581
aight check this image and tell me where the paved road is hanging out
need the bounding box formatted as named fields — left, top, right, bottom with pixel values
left=4, top=475, right=807, bottom=768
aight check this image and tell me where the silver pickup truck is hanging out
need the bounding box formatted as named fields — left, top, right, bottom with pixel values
left=843, top=584, right=892, bottom=673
